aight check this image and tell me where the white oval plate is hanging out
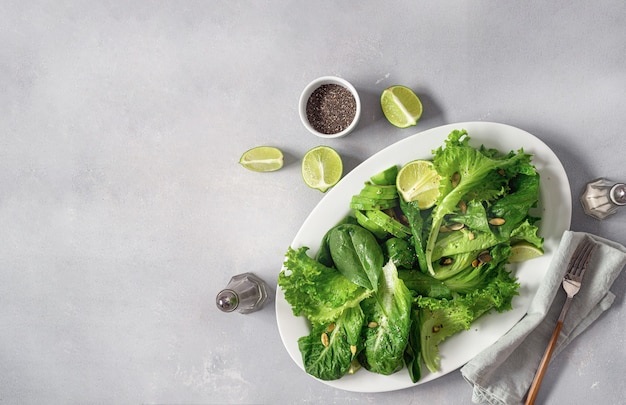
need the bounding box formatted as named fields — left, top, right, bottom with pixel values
left=275, top=122, right=571, bottom=392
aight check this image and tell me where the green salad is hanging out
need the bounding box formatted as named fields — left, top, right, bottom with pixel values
left=278, top=129, right=543, bottom=383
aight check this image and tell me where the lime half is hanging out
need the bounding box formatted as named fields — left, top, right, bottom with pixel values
left=380, top=85, right=423, bottom=128
left=302, top=146, right=343, bottom=192
left=396, top=160, right=441, bottom=208
left=239, top=146, right=284, bottom=172
left=509, top=242, right=544, bottom=263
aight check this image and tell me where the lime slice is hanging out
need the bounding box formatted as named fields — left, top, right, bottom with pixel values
left=380, top=85, right=423, bottom=128
left=509, top=242, right=544, bottom=263
left=370, top=165, right=399, bottom=186
left=396, top=160, right=441, bottom=208
left=301, top=146, right=343, bottom=192
left=239, top=146, right=284, bottom=172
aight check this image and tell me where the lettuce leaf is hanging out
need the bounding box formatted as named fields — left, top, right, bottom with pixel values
left=416, top=265, right=519, bottom=373
left=424, top=130, right=535, bottom=275
left=297, top=306, right=365, bottom=381
left=358, top=260, right=413, bottom=375
left=279, top=247, right=372, bottom=324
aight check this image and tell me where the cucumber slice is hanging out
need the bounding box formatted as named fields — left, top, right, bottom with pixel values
left=362, top=182, right=398, bottom=195
left=365, top=210, right=411, bottom=238
left=354, top=210, right=388, bottom=239
left=370, top=165, right=399, bottom=186
left=350, top=196, right=398, bottom=211
left=359, top=183, right=399, bottom=199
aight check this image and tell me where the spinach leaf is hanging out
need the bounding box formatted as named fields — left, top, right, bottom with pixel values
left=328, top=224, right=383, bottom=291
left=384, top=237, right=416, bottom=269
left=316, top=216, right=358, bottom=267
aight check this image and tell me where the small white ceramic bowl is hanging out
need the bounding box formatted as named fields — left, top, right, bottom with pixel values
left=298, top=76, right=361, bottom=139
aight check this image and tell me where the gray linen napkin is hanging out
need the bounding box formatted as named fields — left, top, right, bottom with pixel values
left=460, top=231, right=626, bottom=405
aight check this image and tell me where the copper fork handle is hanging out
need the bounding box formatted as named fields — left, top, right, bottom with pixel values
left=525, top=319, right=564, bottom=405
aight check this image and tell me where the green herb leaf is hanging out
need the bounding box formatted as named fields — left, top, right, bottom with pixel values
left=328, top=224, right=383, bottom=291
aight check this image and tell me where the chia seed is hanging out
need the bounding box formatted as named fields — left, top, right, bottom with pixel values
left=306, top=84, right=356, bottom=134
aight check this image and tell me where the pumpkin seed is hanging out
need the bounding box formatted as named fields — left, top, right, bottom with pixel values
left=439, top=257, right=454, bottom=266
left=321, top=332, right=329, bottom=347
left=489, top=217, right=506, bottom=226
left=448, top=222, right=464, bottom=231
left=478, top=250, right=493, bottom=263
left=451, top=172, right=460, bottom=188
left=458, top=200, right=467, bottom=214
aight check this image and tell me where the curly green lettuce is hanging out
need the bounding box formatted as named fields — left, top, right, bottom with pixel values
left=415, top=266, right=519, bottom=374
left=279, top=247, right=372, bottom=324
left=423, top=129, right=536, bottom=276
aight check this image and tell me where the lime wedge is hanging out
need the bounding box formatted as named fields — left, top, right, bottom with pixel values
left=302, top=146, right=343, bottom=192
left=380, top=85, right=423, bottom=128
left=396, top=160, right=441, bottom=208
left=509, top=242, right=544, bottom=263
left=239, top=146, right=284, bottom=172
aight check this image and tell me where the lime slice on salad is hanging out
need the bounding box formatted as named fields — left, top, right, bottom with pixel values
left=380, top=85, right=423, bottom=128
left=239, top=146, right=284, bottom=172
left=509, top=242, right=544, bottom=263
left=302, top=146, right=343, bottom=192
left=396, top=160, right=441, bottom=208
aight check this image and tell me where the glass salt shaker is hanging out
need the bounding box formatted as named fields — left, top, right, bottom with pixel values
left=580, top=178, right=626, bottom=220
left=216, top=272, right=268, bottom=314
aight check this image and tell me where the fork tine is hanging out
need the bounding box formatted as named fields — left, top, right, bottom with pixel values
left=567, top=238, right=597, bottom=279
left=566, top=239, right=589, bottom=271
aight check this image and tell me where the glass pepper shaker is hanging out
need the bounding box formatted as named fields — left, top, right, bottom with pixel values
left=580, top=178, right=626, bottom=220
left=216, top=272, right=268, bottom=314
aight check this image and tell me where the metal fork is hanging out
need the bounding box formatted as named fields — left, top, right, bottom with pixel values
left=525, top=237, right=598, bottom=405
